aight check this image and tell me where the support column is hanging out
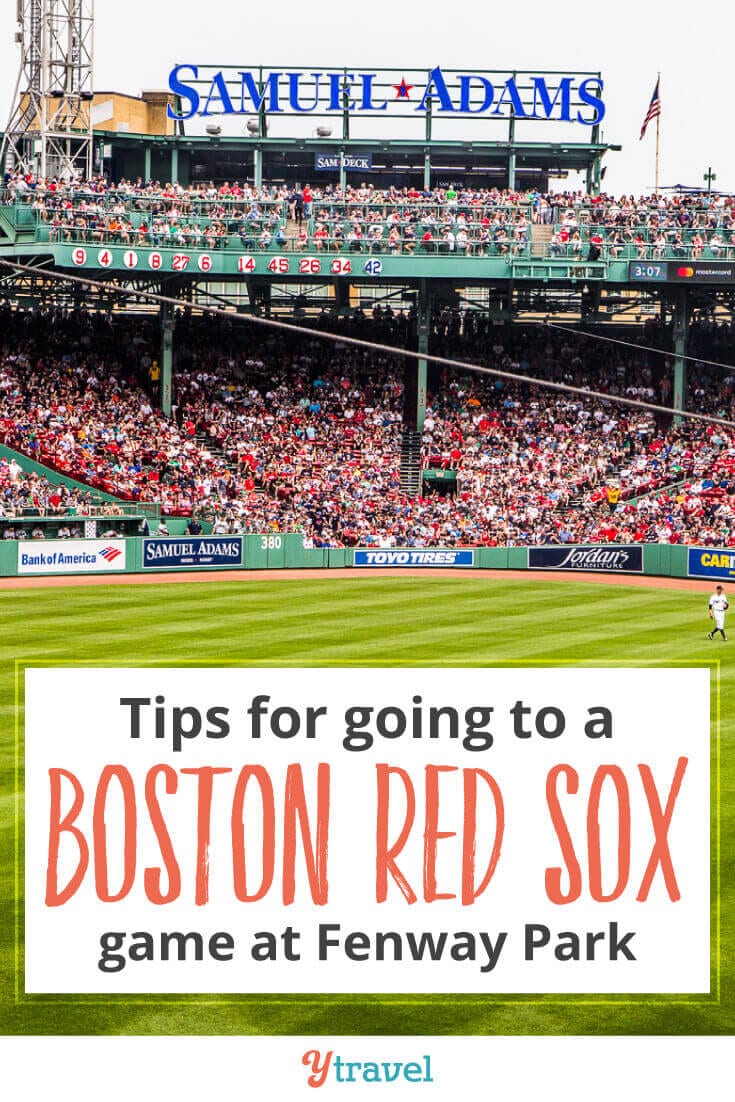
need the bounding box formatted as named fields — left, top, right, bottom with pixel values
left=672, top=287, right=688, bottom=425
left=423, top=94, right=433, bottom=190
left=342, top=76, right=350, bottom=142
left=592, top=154, right=602, bottom=196
left=253, top=146, right=263, bottom=190
left=160, top=301, right=174, bottom=417
left=339, top=149, right=346, bottom=191
left=144, top=145, right=151, bottom=183
left=587, top=116, right=601, bottom=195
left=508, top=83, right=516, bottom=191
left=170, top=146, right=179, bottom=185
left=508, top=151, right=516, bottom=191
left=333, top=279, right=349, bottom=316
left=417, top=280, right=430, bottom=432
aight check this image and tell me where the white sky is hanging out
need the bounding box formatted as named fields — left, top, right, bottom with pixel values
left=0, top=0, right=732, bottom=196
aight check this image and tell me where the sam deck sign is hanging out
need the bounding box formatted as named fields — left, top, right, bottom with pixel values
left=315, top=153, right=373, bottom=172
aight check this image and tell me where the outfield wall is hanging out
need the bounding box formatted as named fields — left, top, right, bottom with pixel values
left=0, top=444, right=125, bottom=504
left=0, top=534, right=727, bottom=580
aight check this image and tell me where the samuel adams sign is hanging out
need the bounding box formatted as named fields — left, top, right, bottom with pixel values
left=167, top=66, right=605, bottom=126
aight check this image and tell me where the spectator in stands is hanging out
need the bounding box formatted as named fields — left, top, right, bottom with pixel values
left=1, top=302, right=735, bottom=549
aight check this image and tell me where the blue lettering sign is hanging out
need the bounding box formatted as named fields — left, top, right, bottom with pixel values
left=577, top=77, right=606, bottom=124
left=238, top=70, right=281, bottom=113
left=166, top=66, right=606, bottom=126
left=530, top=76, right=573, bottom=121
left=314, top=154, right=373, bottom=171
left=287, top=71, right=321, bottom=112
left=458, top=75, right=495, bottom=114
left=415, top=67, right=455, bottom=113
left=354, top=549, right=475, bottom=567
left=167, top=64, right=200, bottom=121
left=201, top=72, right=235, bottom=117
left=358, top=73, right=387, bottom=111
left=688, top=548, right=735, bottom=580
left=143, top=536, right=244, bottom=570
left=326, top=71, right=350, bottom=111
left=491, top=78, right=527, bottom=118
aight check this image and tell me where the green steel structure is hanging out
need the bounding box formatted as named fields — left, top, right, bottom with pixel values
left=0, top=209, right=730, bottom=436
left=2, top=123, right=735, bottom=432
left=97, top=131, right=611, bottom=195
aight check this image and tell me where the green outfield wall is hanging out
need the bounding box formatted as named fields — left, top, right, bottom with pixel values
left=0, top=443, right=124, bottom=502
left=0, top=534, right=723, bottom=581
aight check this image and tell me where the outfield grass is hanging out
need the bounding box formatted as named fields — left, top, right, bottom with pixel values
left=1, top=575, right=731, bottom=1035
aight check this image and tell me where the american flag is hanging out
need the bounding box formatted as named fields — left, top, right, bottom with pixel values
left=640, top=78, right=661, bottom=140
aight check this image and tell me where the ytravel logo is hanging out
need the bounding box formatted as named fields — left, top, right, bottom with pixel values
left=302, top=1049, right=434, bottom=1088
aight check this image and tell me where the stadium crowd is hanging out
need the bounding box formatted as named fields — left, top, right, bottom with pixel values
left=3, top=173, right=735, bottom=259
left=0, top=305, right=735, bottom=547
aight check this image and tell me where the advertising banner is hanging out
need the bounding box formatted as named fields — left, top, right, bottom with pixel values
left=17, top=539, right=126, bottom=575
left=669, top=262, right=735, bottom=283
left=314, top=153, right=373, bottom=171
left=629, top=261, right=735, bottom=285
left=687, top=547, right=735, bottom=580
left=167, top=67, right=606, bottom=127
left=354, top=549, right=475, bottom=567
left=529, top=545, right=643, bottom=573
left=142, top=537, right=243, bottom=570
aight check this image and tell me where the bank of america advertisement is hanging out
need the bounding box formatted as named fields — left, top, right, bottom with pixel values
left=17, top=539, right=126, bottom=575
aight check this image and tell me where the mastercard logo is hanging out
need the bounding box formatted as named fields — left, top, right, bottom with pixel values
left=677, top=266, right=695, bottom=278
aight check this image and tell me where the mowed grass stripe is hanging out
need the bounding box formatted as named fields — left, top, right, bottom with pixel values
left=0, top=579, right=708, bottom=656
left=0, top=575, right=730, bottom=1035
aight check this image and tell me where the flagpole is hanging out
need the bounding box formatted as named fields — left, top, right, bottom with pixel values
left=654, top=72, right=660, bottom=194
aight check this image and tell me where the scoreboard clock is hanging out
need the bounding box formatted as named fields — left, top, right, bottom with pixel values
left=628, top=261, right=668, bottom=281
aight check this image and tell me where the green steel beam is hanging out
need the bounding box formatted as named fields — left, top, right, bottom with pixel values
left=672, top=287, right=688, bottom=426
left=342, top=76, right=350, bottom=142
left=93, top=129, right=616, bottom=160
left=508, top=73, right=517, bottom=189
left=417, top=279, right=429, bottom=431
left=3, top=243, right=733, bottom=297
left=160, top=300, right=174, bottom=416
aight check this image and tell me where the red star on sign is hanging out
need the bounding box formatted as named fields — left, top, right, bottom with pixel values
left=393, top=77, right=414, bottom=100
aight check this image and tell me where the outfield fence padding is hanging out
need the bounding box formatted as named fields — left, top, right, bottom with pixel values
left=1, top=535, right=728, bottom=580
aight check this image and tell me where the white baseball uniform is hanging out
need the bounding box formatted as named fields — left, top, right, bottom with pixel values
left=709, top=592, right=729, bottom=630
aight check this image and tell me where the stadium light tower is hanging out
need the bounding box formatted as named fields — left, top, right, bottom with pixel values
left=1, top=0, right=94, bottom=180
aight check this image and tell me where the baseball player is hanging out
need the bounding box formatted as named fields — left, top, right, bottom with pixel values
left=708, top=584, right=729, bottom=641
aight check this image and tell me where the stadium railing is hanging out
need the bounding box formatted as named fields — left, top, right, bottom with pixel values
left=3, top=188, right=733, bottom=263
